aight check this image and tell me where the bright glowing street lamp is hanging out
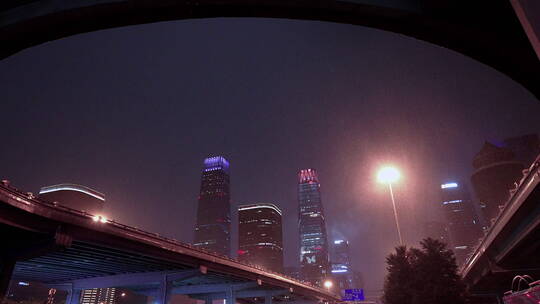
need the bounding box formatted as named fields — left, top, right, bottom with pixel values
left=377, top=166, right=403, bottom=246
left=323, top=280, right=333, bottom=291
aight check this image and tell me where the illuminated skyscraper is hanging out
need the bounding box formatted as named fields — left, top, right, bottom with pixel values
left=238, top=203, right=283, bottom=273
left=331, top=240, right=355, bottom=293
left=297, top=169, right=330, bottom=286
left=440, top=182, right=482, bottom=265
left=193, top=156, right=231, bottom=256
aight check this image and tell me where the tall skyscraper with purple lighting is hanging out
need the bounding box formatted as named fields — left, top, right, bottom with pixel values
left=193, top=156, right=231, bottom=256
left=297, top=168, right=330, bottom=286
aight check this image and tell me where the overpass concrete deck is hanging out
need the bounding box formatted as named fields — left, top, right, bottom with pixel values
left=0, top=181, right=338, bottom=304
left=0, top=0, right=539, bottom=99
left=461, top=155, right=540, bottom=296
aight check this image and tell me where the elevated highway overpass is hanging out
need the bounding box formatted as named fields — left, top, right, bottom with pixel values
left=0, top=181, right=338, bottom=304
left=461, top=155, right=540, bottom=297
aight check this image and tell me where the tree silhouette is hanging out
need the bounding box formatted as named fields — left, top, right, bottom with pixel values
left=383, top=238, right=467, bottom=304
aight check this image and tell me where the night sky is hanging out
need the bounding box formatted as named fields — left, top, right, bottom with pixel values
left=1, top=18, right=539, bottom=292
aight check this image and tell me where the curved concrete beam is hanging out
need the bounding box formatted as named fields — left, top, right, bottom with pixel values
left=0, top=0, right=539, bottom=98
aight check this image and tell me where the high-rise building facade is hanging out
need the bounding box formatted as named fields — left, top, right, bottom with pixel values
left=238, top=203, right=284, bottom=273
left=439, top=182, right=482, bottom=265
left=503, top=134, right=540, bottom=167
left=423, top=221, right=451, bottom=245
left=471, top=142, right=525, bottom=223
left=81, top=288, right=117, bottom=304
left=297, top=169, right=330, bottom=286
left=193, top=156, right=231, bottom=256
left=331, top=240, right=355, bottom=293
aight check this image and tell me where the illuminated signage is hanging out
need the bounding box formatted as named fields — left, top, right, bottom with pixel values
left=441, top=182, right=458, bottom=189
left=306, top=256, right=316, bottom=264
left=342, top=289, right=364, bottom=301
left=443, top=199, right=463, bottom=205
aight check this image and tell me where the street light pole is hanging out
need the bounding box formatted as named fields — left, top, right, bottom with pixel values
left=377, top=166, right=403, bottom=246
left=387, top=183, right=403, bottom=246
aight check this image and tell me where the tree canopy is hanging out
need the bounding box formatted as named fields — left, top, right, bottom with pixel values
left=383, top=238, right=468, bottom=304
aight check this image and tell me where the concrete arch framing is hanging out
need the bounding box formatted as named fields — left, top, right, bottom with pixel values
left=1, top=0, right=539, bottom=98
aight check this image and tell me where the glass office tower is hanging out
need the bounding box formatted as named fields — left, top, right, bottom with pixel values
left=194, top=156, right=231, bottom=256
left=331, top=239, right=355, bottom=293
left=238, top=203, right=284, bottom=273
left=297, top=169, right=330, bottom=286
left=440, top=182, right=482, bottom=265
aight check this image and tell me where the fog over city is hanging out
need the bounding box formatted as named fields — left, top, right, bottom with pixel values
left=1, top=18, right=539, bottom=291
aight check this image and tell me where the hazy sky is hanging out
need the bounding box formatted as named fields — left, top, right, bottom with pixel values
left=1, top=18, right=538, bottom=292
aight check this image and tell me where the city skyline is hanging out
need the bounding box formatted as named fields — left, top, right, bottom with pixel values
left=1, top=18, right=539, bottom=291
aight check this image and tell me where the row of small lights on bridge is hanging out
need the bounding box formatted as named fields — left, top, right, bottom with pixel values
left=4, top=181, right=335, bottom=293
left=2, top=179, right=335, bottom=295
left=85, top=216, right=338, bottom=294
left=87, top=212, right=333, bottom=291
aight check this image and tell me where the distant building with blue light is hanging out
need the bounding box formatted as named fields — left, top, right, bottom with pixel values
left=297, top=169, right=330, bottom=286
left=331, top=239, right=356, bottom=294
left=439, top=181, right=482, bottom=265
left=194, top=156, right=231, bottom=256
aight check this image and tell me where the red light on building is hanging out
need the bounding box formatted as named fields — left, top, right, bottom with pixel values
left=298, top=169, right=319, bottom=184
left=238, top=250, right=247, bottom=255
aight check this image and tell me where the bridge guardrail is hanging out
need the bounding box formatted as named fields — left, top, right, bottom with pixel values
left=460, top=154, right=540, bottom=275
left=0, top=180, right=320, bottom=291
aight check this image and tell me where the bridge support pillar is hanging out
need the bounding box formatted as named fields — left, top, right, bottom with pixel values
left=226, top=287, right=235, bottom=304
left=0, top=258, right=16, bottom=301
left=156, top=276, right=172, bottom=304
left=204, top=296, right=212, bottom=304
left=264, top=294, right=272, bottom=304
left=66, top=288, right=81, bottom=304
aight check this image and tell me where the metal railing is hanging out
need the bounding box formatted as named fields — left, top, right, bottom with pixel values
left=460, top=155, right=540, bottom=274
left=0, top=180, right=321, bottom=292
